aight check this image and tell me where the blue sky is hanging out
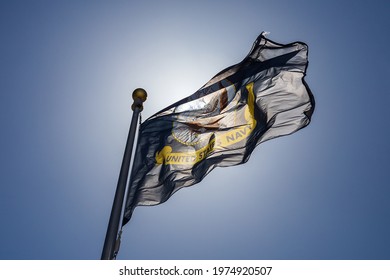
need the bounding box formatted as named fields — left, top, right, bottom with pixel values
left=0, top=0, right=389, bottom=260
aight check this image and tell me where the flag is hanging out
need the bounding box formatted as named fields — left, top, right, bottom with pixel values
left=123, top=32, right=314, bottom=225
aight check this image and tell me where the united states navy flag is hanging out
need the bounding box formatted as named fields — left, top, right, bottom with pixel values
left=123, top=33, right=314, bottom=225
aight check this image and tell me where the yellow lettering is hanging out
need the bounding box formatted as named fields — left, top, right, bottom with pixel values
left=155, top=138, right=215, bottom=165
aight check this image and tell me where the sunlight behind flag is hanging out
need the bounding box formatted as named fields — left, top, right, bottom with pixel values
left=123, top=32, right=315, bottom=225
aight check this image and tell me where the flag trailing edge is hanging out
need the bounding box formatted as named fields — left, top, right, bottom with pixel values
left=123, top=32, right=315, bottom=225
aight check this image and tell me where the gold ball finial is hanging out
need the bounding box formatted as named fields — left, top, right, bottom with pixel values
left=132, top=88, right=147, bottom=102
left=131, top=88, right=147, bottom=111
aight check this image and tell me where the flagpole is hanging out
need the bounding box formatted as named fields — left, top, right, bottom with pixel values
left=101, top=88, right=147, bottom=260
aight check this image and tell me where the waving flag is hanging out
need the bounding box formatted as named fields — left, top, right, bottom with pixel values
left=123, top=33, right=314, bottom=225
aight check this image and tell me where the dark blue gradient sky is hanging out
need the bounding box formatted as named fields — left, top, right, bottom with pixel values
left=0, top=0, right=389, bottom=260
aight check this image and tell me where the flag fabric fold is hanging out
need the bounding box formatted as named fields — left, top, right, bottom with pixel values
left=123, top=33, right=314, bottom=225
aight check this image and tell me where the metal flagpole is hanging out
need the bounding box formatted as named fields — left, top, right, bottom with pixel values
left=101, top=88, right=147, bottom=260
